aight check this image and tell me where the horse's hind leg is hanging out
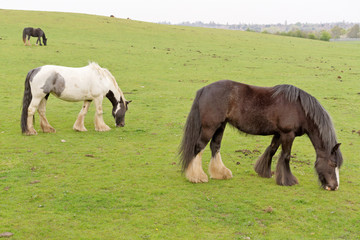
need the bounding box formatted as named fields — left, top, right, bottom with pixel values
left=275, top=133, right=298, bottom=186
left=73, top=101, right=91, bottom=131
left=185, top=126, right=216, bottom=183
left=38, top=97, right=56, bottom=133
left=93, top=97, right=111, bottom=131
left=209, top=123, right=232, bottom=180
left=25, top=96, right=43, bottom=135
left=27, top=36, right=31, bottom=46
left=254, top=134, right=281, bottom=178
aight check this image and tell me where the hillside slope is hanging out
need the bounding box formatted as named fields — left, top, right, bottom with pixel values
left=0, top=10, right=360, bottom=239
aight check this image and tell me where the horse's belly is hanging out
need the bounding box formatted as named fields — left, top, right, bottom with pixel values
left=230, top=113, right=278, bottom=136
left=54, top=87, right=97, bottom=101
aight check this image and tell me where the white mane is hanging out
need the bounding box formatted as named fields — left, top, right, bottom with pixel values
left=88, top=62, right=127, bottom=102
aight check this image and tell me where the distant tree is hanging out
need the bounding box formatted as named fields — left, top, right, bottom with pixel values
left=331, top=26, right=345, bottom=39
left=320, top=31, right=331, bottom=41
left=308, top=33, right=316, bottom=40
left=347, top=24, right=360, bottom=38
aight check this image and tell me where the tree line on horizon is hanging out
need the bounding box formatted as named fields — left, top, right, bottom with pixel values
left=174, top=21, right=360, bottom=42
left=263, top=24, right=360, bottom=41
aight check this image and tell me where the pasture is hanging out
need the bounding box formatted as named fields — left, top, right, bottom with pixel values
left=0, top=10, right=360, bottom=239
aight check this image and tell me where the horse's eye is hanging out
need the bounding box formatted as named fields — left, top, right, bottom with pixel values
left=329, top=161, right=337, bottom=168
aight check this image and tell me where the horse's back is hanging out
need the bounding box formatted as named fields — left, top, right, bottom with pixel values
left=29, top=65, right=105, bottom=101
left=198, top=80, right=306, bottom=136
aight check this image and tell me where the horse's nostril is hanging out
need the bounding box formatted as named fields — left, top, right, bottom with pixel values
left=325, top=185, right=338, bottom=191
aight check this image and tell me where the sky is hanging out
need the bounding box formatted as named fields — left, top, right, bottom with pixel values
left=2, top=0, right=360, bottom=25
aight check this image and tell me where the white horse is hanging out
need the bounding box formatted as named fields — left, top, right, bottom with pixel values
left=21, top=62, right=131, bottom=135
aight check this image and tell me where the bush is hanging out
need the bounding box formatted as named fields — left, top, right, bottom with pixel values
left=308, top=33, right=316, bottom=40
left=319, top=31, right=331, bottom=41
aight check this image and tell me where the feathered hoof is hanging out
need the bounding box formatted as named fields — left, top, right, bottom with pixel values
left=210, top=167, right=233, bottom=180
left=276, top=173, right=299, bottom=186
left=186, top=172, right=209, bottom=183
left=25, top=129, right=37, bottom=136
left=185, top=167, right=209, bottom=183
left=95, top=125, right=111, bottom=132
left=73, top=126, right=87, bottom=132
left=42, top=126, right=56, bottom=133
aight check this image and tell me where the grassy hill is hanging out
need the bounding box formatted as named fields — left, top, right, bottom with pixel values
left=0, top=9, right=360, bottom=239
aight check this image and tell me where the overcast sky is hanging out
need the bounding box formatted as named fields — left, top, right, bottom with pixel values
left=2, top=0, right=360, bottom=24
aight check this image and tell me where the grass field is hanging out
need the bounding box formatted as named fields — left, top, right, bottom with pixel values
left=1, top=10, right=360, bottom=239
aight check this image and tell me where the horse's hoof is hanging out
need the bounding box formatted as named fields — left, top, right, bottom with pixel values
left=276, top=176, right=299, bottom=186
left=186, top=169, right=209, bottom=183
left=187, top=174, right=209, bottom=183
left=25, top=130, right=37, bottom=136
left=210, top=167, right=233, bottom=180
left=42, top=127, right=56, bottom=133
left=95, top=126, right=111, bottom=132
left=73, top=127, right=87, bottom=132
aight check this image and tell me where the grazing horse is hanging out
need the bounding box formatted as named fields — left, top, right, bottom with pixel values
left=21, top=62, right=131, bottom=135
left=179, top=80, right=343, bottom=190
left=23, top=27, right=47, bottom=46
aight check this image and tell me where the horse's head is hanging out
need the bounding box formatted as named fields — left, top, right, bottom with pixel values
left=112, top=98, right=131, bottom=127
left=43, top=37, right=47, bottom=46
left=315, top=143, right=343, bottom=191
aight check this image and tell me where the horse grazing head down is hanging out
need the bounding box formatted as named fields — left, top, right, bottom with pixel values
left=112, top=97, right=131, bottom=127
left=315, top=143, right=343, bottom=191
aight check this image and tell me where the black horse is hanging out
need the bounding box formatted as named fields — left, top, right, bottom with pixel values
left=23, top=27, right=47, bottom=46
left=179, top=80, right=343, bottom=190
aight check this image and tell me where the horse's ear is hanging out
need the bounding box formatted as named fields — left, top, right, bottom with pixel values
left=126, top=100, right=132, bottom=105
left=331, top=143, right=341, bottom=154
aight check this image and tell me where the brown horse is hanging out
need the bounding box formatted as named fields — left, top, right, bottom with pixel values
left=179, top=80, right=343, bottom=190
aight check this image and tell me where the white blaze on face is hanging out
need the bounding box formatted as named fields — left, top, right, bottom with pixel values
left=115, top=103, right=121, bottom=115
left=335, top=167, right=340, bottom=188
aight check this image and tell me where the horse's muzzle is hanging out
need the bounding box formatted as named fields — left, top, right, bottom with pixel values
left=116, top=123, right=125, bottom=127
left=325, top=185, right=339, bottom=191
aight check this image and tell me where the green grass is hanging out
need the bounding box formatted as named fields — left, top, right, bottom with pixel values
left=1, top=9, right=360, bottom=239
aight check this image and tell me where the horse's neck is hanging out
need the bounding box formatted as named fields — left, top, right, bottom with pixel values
left=107, top=81, right=120, bottom=99
left=104, top=78, right=122, bottom=102
left=307, top=125, right=327, bottom=156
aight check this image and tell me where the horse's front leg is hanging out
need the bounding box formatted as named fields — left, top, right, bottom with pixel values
left=93, top=97, right=111, bottom=132
left=73, top=100, right=91, bottom=131
left=275, top=133, right=298, bottom=186
left=254, top=134, right=281, bottom=178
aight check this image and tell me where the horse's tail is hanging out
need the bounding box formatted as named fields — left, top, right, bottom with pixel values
left=179, top=87, right=204, bottom=171
left=21, top=69, right=35, bottom=133
left=22, top=29, right=26, bottom=43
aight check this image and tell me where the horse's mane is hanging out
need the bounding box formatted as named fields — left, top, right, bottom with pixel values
left=88, top=62, right=127, bottom=102
left=272, top=84, right=337, bottom=151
